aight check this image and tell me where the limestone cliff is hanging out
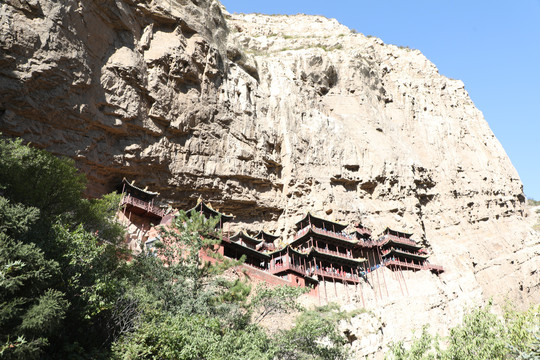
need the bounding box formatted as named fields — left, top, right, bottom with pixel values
left=1, top=0, right=538, bottom=356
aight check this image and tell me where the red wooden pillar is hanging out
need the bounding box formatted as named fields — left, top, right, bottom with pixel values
left=395, top=265, right=404, bottom=296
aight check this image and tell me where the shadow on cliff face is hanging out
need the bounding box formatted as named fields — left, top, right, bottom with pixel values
left=0, top=0, right=240, bottom=199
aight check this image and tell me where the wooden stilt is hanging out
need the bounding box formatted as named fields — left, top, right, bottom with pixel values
left=122, top=204, right=127, bottom=226
left=377, top=247, right=389, bottom=298
left=343, top=265, right=350, bottom=302
left=331, top=264, right=337, bottom=298
left=372, top=250, right=383, bottom=300
left=356, top=267, right=365, bottom=307
left=320, top=259, right=328, bottom=303
left=399, top=266, right=409, bottom=296
left=395, top=265, right=404, bottom=296
left=363, top=249, right=377, bottom=303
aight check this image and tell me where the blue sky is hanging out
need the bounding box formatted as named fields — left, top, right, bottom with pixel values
left=221, top=0, right=540, bottom=200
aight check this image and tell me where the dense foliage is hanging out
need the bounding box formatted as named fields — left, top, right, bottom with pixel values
left=386, top=302, right=540, bottom=360
left=111, top=210, right=349, bottom=360
left=0, top=137, right=349, bottom=359
left=0, top=137, right=126, bottom=359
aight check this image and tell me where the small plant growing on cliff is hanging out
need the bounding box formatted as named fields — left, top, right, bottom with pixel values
left=528, top=198, right=540, bottom=206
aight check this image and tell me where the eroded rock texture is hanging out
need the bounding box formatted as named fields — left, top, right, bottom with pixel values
left=1, top=0, right=538, bottom=356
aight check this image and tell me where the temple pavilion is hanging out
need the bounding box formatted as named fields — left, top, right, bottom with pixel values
left=377, top=228, right=444, bottom=273
left=187, top=199, right=234, bottom=231
left=224, top=231, right=269, bottom=269
left=253, top=230, right=279, bottom=252
left=290, top=213, right=366, bottom=284
left=119, top=178, right=165, bottom=222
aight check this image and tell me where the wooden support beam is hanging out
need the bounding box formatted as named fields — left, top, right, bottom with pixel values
left=372, top=249, right=383, bottom=300
left=355, top=267, right=365, bottom=307
left=320, top=259, right=328, bottom=304
left=399, top=266, right=409, bottom=296
left=395, top=265, right=404, bottom=296
left=377, top=246, right=389, bottom=298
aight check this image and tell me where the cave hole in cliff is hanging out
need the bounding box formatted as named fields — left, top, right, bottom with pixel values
left=360, top=181, right=377, bottom=195
left=330, top=177, right=358, bottom=192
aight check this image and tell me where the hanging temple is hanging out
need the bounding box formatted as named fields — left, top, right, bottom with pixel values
left=118, top=179, right=444, bottom=304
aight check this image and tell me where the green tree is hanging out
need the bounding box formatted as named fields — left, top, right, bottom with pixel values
left=0, top=136, right=127, bottom=358
left=275, top=304, right=350, bottom=360
left=445, top=304, right=507, bottom=360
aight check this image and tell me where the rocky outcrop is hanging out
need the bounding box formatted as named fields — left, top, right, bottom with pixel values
left=1, top=0, right=538, bottom=356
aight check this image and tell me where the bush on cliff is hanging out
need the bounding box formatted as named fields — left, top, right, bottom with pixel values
left=0, top=137, right=127, bottom=358
left=387, top=302, right=540, bottom=360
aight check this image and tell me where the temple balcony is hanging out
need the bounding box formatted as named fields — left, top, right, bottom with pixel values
left=312, top=246, right=355, bottom=260
left=121, top=194, right=165, bottom=219
left=381, top=248, right=428, bottom=259
left=384, top=259, right=444, bottom=273
left=425, top=263, right=444, bottom=273
left=357, top=239, right=378, bottom=248
left=269, top=263, right=307, bottom=276
left=312, top=268, right=362, bottom=283
left=384, top=259, right=425, bottom=271
left=270, top=263, right=361, bottom=283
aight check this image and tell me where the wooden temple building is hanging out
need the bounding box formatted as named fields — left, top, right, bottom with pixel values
left=117, top=180, right=444, bottom=302
left=119, top=178, right=165, bottom=223
left=186, top=200, right=234, bottom=230
left=118, top=179, right=167, bottom=254
left=378, top=228, right=444, bottom=273
left=215, top=210, right=444, bottom=301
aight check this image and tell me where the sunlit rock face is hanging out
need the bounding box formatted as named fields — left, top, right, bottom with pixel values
left=1, top=0, right=538, bottom=356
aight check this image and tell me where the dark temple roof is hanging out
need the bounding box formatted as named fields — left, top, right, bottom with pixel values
left=119, top=178, right=159, bottom=202
left=187, top=201, right=234, bottom=223
left=295, top=212, right=348, bottom=232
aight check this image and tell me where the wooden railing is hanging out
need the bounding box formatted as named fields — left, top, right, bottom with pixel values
left=381, top=248, right=428, bottom=258
left=294, top=226, right=310, bottom=240
left=425, top=263, right=444, bottom=272
left=312, top=246, right=355, bottom=260
left=313, top=268, right=361, bottom=282
left=311, top=226, right=356, bottom=242
left=121, top=195, right=165, bottom=218
left=270, top=263, right=361, bottom=282
left=269, top=263, right=306, bottom=275
left=385, top=259, right=424, bottom=270
left=384, top=259, right=443, bottom=272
